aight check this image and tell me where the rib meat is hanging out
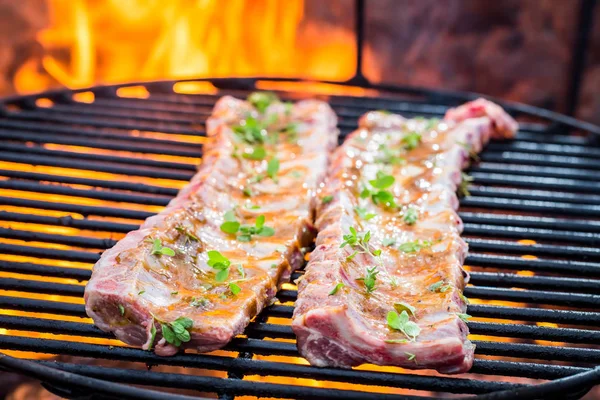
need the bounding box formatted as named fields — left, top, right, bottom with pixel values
left=292, top=98, right=517, bottom=373
left=85, top=95, right=337, bottom=355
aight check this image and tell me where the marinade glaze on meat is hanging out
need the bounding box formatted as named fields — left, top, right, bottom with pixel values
left=293, top=99, right=518, bottom=373
left=85, top=94, right=338, bottom=356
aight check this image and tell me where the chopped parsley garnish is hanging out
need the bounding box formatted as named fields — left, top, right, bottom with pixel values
left=207, top=250, right=231, bottom=282
left=394, top=302, right=416, bottom=317
left=242, top=146, right=267, bottom=160
left=160, top=317, right=193, bottom=347
left=322, top=195, right=334, bottom=204
left=229, top=282, right=242, bottom=295
left=118, top=304, right=125, bottom=316
left=458, top=173, right=474, bottom=197
left=398, top=239, right=434, bottom=253
left=403, top=207, right=418, bottom=225
left=456, top=313, right=471, bottom=323
left=151, top=239, right=175, bottom=257
left=329, top=282, right=345, bottom=295
left=387, top=310, right=420, bottom=341
left=248, top=91, right=278, bottom=113
left=355, top=206, right=376, bottom=221
left=402, top=132, right=422, bottom=150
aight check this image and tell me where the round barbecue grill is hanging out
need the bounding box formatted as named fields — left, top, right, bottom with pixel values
left=1, top=75, right=600, bottom=400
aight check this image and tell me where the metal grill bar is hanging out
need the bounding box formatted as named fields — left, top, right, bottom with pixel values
left=2, top=80, right=600, bottom=399
left=0, top=335, right=589, bottom=384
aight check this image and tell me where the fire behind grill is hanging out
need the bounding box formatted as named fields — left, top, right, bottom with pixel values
left=0, top=78, right=600, bottom=400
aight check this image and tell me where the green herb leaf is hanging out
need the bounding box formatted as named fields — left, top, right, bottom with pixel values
left=387, top=310, right=420, bottom=341
left=255, top=214, right=265, bottom=229
left=148, top=318, right=157, bottom=350
left=118, top=304, right=125, bottom=316
left=162, top=324, right=176, bottom=344
left=382, top=237, right=396, bottom=247
left=428, top=280, right=444, bottom=292
left=394, top=302, right=416, bottom=317
left=361, top=266, right=378, bottom=293
left=171, top=291, right=178, bottom=295
left=429, top=280, right=452, bottom=293
left=329, top=282, right=345, bottom=295
left=403, top=207, right=418, bottom=225
left=398, top=239, right=434, bottom=253
left=138, top=290, right=145, bottom=295
left=372, top=190, right=396, bottom=207
left=151, top=238, right=175, bottom=257
left=258, top=226, right=275, bottom=237
left=248, top=91, right=279, bottom=113
left=215, top=268, right=229, bottom=282
left=207, top=250, right=231, bottom=270
left=355, top=206, right=376, bottom=221
left=385, top=339, right=409, bottom=344
left=405, top=352, right=417, bottom=362
left=175, top=225, right=199, bottom=242
left=237, top=264, right=246, bottom=279
left=243, top=186, right=253, bottom=197
left=229, top=282, right=241, bottom=295
left=457, top=313, right=471, bottom=323
left=458, top=173, right=474, bottom=197
left=402, top=132, right=422, bottom=150
left=220, top=221, right=241, bottom=234
left=237, top=234, right=252, bottom=242
left=322, top=195, right=334, bottom=204
left=267, top=158, right=280, bottom=181
left=191, top=297, right=209, bottom=308
left=424, top=118, right=440, bottom=131
left=459, top=293, right=470, bottom=305
left=242, top=146, right=267, bottom=160
left=369, top=171, right=395, bottom=189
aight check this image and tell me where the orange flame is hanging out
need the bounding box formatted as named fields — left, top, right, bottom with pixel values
left=14, top=0, right=356, bottom=94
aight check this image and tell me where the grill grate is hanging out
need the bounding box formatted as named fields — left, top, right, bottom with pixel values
left=1, top=78, right=600, bottom=399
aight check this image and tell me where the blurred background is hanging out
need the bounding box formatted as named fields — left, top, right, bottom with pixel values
left=0, top=0, right=598, bottom=124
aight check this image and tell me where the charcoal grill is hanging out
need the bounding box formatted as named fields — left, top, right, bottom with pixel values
left=0, top=77, right=599, bottom=400
left=2, top=1, right=600, bottom=395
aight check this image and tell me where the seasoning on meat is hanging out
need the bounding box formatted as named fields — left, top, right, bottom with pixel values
left=292, top=98, right=518, bottom=373
left=85, top=92, right=338, bottom=356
